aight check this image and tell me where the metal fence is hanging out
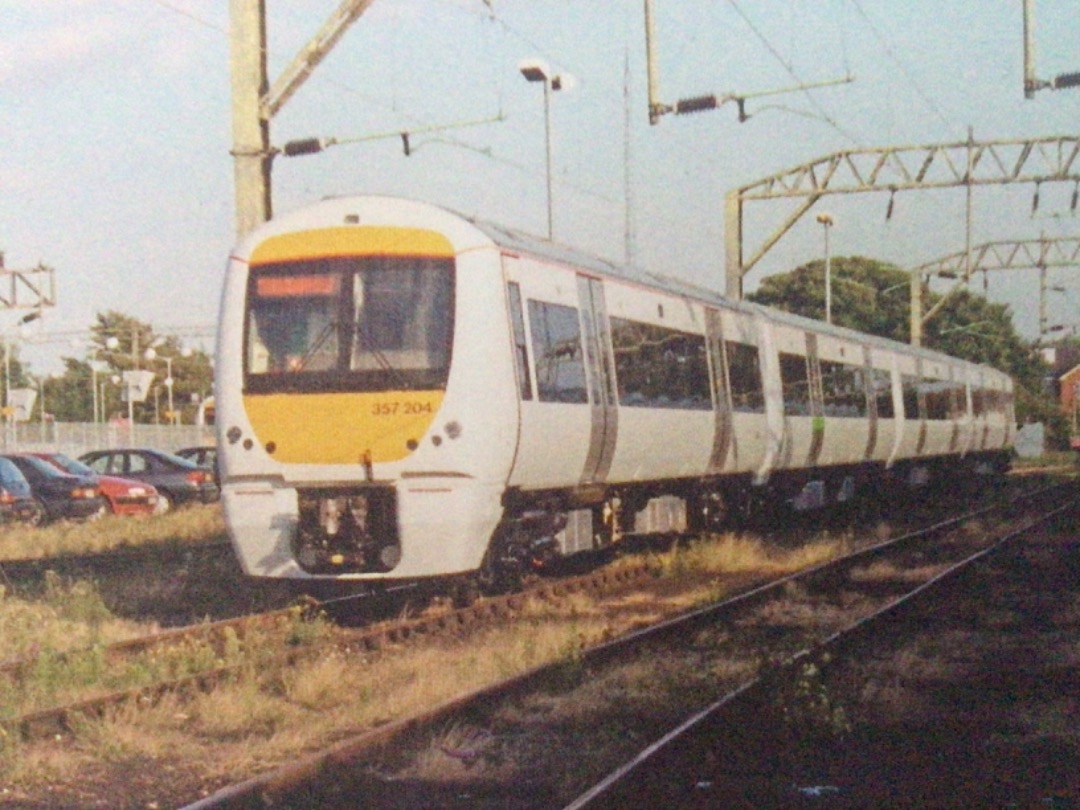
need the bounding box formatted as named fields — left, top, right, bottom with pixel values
left=0, top=421, right=216, bottom=460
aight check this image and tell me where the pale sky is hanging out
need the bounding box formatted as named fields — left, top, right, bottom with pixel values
left=2, top=1, right=1078, bottom=374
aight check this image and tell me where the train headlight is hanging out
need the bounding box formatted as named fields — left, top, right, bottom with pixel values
left=379, top=544, right=402, bottom=568
left=318, top=497, right=343, bottom=536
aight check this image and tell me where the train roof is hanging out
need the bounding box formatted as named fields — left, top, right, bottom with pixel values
left=462, top=211, right=1005, bottom=380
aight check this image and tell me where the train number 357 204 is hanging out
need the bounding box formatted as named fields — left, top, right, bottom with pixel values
left=371, top=401, right=434, bottom=416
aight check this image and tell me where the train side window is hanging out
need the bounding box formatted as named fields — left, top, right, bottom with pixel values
left=610, top=318, right=711, bottom=410
left=872, top=368, right=895, bottom=419
left=779, top=352, right=811, bottom=415
left=506, top=283, right=532, bottom=400
left=527, top=300, right=588, bottom=403
left=901, top=374, right=921, bottom=419
left=820, top=360, right=867, bottom=418
left=920, top=378, right=951, bottom=420
left=724, top=340, right=765, bottom=414
left=971, top=386, right=985, bottom=417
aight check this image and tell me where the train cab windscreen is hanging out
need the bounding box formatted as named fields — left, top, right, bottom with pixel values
left=244, top=256, right=454, bottom=393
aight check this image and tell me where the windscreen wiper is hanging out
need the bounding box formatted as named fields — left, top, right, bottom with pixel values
left=294, top=320, right=337, bottom=372
left=354, top=322, right=411, bottom=390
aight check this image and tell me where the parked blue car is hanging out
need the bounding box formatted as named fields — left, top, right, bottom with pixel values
left=0, top=454, right=106, bottom=525
left=0, top=456, right=40, bottom=525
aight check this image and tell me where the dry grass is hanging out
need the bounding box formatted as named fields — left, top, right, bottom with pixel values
left=0, top=504, right=228, bottom=664
left=1010, top=451, right=1079, bottom=470
left=0, top=527, right=852, bottom=792
left=642, top=530, right=847, bottom=580
left=0, top=606, right=324, bottom=724
left=0, top=504, right=225, bottom=561
left=0, top=575, right=152, bottom=661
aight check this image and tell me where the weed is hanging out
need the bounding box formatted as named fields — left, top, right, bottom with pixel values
left=44, top=573, right=113, bottom=630
left=283, top=604, right=332, bottom=647
left=770, top=654, right=852, bottom=739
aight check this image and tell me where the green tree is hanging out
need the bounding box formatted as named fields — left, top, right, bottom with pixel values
left=44, top=311, right=214, bottom=425
left=751, top=256, right=911, bottom=342
left=40, top=357, right=95, bottom=423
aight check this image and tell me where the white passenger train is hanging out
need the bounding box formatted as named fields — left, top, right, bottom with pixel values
left=215, top=195, right=1014, bottom=588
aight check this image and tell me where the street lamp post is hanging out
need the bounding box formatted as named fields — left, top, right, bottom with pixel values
left=144, top=348, right=186, bottom=424
left=519, top=59, right=572, bottom=240
left=164, top=357, right=173, bottom=423
left=816, top=212, right=835, bottom=324
left=100, top=375, right=121, bottom=424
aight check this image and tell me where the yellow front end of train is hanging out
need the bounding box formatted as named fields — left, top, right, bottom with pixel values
left=216, top=208, right=511, bottom=580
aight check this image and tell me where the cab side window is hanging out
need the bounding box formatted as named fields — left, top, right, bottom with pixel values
left=528, top=300, right=587, bottom=403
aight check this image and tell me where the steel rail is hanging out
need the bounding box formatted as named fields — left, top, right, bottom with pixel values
left=562, top=497, right=1077, bottom=810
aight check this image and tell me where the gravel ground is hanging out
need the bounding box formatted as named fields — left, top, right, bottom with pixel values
left=627, top=524, right=1080, bottom=808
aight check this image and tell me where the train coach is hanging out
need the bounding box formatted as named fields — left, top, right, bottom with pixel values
left=215, top=195, right=1014, bottom=590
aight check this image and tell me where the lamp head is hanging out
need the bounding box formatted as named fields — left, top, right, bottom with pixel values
left=518, top=59, right=550, bottom=83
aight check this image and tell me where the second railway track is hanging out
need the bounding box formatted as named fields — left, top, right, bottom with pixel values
left=566, top=495, right=1077, bottom=809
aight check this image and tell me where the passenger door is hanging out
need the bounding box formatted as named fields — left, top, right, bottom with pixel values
left=577, top=275, right=618, bottom=486
left=502, top=256, right=594, bottom=490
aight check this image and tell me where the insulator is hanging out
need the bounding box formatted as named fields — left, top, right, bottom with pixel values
left=401, top=133, right=411, bottom=156
left=1054, top=71, right=1080, bottom=89
left=283, top=138, right=324, bottom=157
left=1071, top=182, right=1078, bottom=212
left=885, top=190, right=896, bottom=221
left=675, top=95, right=718, bottom=115
left=1032, top=182, right=1041, bottom=213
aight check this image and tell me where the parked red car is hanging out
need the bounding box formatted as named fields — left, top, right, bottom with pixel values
left=31, top=452, right=160, bottom=516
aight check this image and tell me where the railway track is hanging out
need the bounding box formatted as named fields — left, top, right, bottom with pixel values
left=173, top=480, right=1074, bottom=810
left=0, top=477, right=1041, bottom=748
left=566, top=496, right=1077, bottom=809
left=0, top=548, right=658, bottom=743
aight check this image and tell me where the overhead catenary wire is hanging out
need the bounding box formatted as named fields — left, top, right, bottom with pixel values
left=724, top=0, right=860, bottom=144
left=846, top=0, right=954, bottom=134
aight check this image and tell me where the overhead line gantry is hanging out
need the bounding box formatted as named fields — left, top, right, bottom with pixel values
left=724, top=134, right=1080, bottom=303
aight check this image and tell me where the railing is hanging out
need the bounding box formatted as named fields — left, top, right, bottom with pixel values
left=0, top=421, right=215, bottom=459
